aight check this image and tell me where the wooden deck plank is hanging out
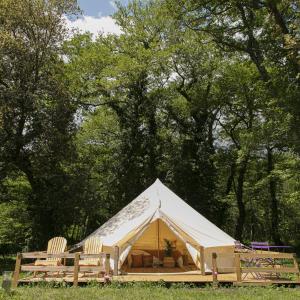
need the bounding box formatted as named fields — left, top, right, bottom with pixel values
left=240, top=253, right=295, bottom=259
left=241, top=267, right=299, bottom=273
left=18, top=276, right=106, bottom=283
left=17, top=272, right=300, bottom=285
left=114, top=272, right=237, bottom=283
left=21, top=266, right=74, bottom=272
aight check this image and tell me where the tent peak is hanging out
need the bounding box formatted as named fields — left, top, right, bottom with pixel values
left=154, top=178, right=162, bottom=184
left=153, top=178, right=169, bottom=190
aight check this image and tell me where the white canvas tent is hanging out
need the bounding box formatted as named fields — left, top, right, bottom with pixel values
left=77, top=179, right=236, bottom=272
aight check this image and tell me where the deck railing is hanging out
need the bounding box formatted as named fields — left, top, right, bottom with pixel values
left=212, top=252, right=300, bottom=285
left=13, top=249, right=300, bottom=286
left=13, top=251, right=111, bottom=288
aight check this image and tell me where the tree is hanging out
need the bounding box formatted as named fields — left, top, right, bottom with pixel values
left=166, top=0, right=300, bottom=150
left=0, top=0, right=79, bottom=247
left=65, top=0, right=299, bottom=247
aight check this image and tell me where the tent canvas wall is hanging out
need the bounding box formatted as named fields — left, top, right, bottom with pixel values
left=76, top=179, right=236, bottom=272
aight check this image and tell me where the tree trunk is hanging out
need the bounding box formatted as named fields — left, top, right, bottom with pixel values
left=267, top=147, right=282, bottom=245
left=226, top=162, right=236, bottom=195
left=147, top=105, right=158, bottom=181
left=235, top=156, right=248, bottom=241
left=266, top=1, right=300, bottom=77
left=16, top=155, right=57, bottom=248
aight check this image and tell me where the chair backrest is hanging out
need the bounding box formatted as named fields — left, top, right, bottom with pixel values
left=46, top=237, right=67, bottom=262
left=251, top=241, right=270, bottom=250
left=47, top=237, right=67, bottom=254
left=83, top=237, right=103, bottom=254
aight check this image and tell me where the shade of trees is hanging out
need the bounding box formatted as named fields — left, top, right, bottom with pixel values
left=0, top=0, right=299, bottom=252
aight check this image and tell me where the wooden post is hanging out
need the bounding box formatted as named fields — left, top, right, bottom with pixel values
left=212, top=252, right=218, bottom=287
left=293, top=254, right=300, bottom=281
left=12, top=253, right=22, bottom=288
left=105, top=253, right=110, bottom=276
left=199, top=246, right=205, bottom=275
left=73, top=252, right=80, bottom=287
left=235, top=253, right=242, bottom=282
left=114, top=246, right=119, bottom=276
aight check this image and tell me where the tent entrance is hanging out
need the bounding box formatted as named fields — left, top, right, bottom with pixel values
left=122, top=218, right=197, bottom=272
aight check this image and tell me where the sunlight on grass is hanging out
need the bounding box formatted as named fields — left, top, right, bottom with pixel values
left=1, top=283, right=300, bottom=300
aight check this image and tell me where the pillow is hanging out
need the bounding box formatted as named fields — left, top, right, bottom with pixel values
left=131, top=254, right=144, bottom=268
left=153, top=256, right=161, bottom=267
left=182, top=255, right=189, bottom=266
left=131, top=250, right=150, bottom=255
left=177, top=256, right=183, bottom=268
left=172, top=250, right=182, bottom=261
left=143, top=255, right=153, bottom=267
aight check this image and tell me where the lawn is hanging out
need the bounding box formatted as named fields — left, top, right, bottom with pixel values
left=1, top=257, right=300, bottom=300
left=1, top=283, right=300, bottom=300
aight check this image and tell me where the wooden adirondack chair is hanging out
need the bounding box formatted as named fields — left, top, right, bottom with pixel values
left=33, top=237, right=67, bottom=277
left=79, top=236, right=103, bottom=277
left=34, top=237, right=67, bottom=266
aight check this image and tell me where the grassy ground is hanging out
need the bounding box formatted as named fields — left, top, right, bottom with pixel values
left=1, top=257, right=300, bottom=300
left=1, top=283, right=300, bottom=300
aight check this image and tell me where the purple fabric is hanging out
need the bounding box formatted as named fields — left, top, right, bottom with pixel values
left=251, top=242, right=291, bottom=250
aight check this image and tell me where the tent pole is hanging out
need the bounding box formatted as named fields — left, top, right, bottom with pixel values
left=157, top=219, right=160, bottom=261
left=199, top=246, right=205, bottom=275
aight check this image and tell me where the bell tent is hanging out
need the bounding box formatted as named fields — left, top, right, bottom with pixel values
left=77, top=179, right=236, bottom=272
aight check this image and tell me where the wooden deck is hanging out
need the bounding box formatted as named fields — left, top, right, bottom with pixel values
left=18, top=270, right=300, bottom=286
left=14, top=250, right=300, bottom=287
left=115, top=270, right=236, bottom=283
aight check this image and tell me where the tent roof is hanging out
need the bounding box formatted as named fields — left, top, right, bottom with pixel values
left=79, top=179, right=236, bottom=248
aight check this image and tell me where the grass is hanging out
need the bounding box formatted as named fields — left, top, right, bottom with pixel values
left=1, top=257, right=300, bottom=299
left=1, top=282, right=300, bottom=300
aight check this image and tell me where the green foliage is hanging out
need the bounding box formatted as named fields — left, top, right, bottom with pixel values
left=0, top=0, right=81, bottom=247
left=0, top=0, right=299, bottom=252
left=0, top=175, right=31, bottom=253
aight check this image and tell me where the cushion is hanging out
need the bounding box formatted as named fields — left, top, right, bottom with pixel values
left=79, top=259, right=101, bottom=266
left=34, top=259, right=60, bottom=266
left=153, top=256, right=161, bottom=267
left=127, top=255, right=132, bottom=267
left=131, top=250, right=150, bottom=255
left=128, top=250, right=151, bottom=267
left=143, top=255, right=153, bottom=267
left=177, top=256, right=184, bottom=268
left=182, top=255, right=189, bottom=266
left=131, top=254, right=143, bottom=268
left=172, top=250, right=182, bottom=261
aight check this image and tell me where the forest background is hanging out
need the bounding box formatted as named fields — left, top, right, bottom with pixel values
left=0, top=0, right=299, bottom=254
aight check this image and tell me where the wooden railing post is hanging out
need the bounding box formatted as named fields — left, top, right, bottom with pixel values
left=73, top=252, right=80, bottom=287
left=235, top=253, right=242, bottom=282
left=212, top=252, right=218, bottom=286
left=114, top=246, right=120, bottom=276
left=12, top=253, right=22, bottom=288
left=105, top=253, right=110, bottom=276
left=293, top=254, right=300, bottom=281
left=199, top=246, right=205, bottom=275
